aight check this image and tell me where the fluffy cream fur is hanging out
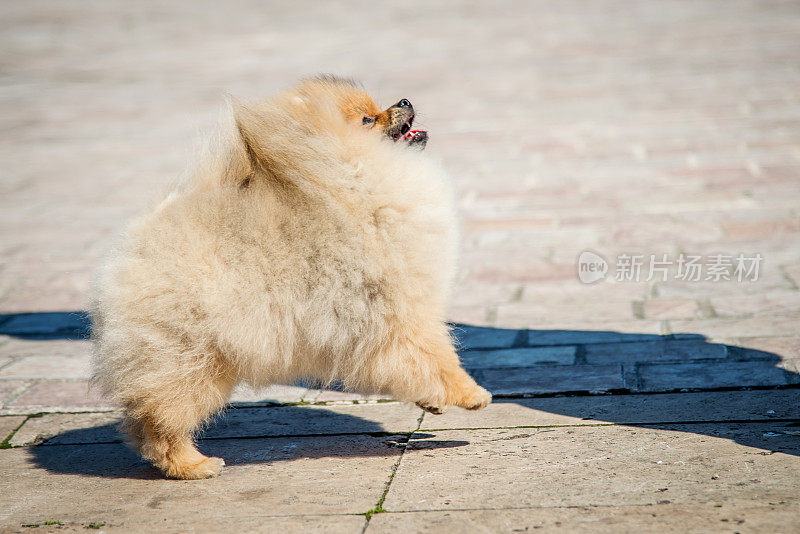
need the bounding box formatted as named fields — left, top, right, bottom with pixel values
left=91, top=77, right=491, bottom=479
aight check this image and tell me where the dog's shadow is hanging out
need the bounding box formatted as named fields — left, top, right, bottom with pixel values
left=25, top=406, right=463, bottom=480
left=1, top=312, right=798, bottom=478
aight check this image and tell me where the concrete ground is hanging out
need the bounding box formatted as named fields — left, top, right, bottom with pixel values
left=1, top=0, right=799, bottom=532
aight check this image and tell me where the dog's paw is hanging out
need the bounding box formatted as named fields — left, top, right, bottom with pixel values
left=166, top=456, right=225, bottom=480
left=415, top=401, right=447, bottom=415
left=459, top=386, right=492, bottom=411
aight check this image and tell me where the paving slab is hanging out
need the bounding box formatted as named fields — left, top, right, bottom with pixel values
left=419, top=390, right=800, bottom=430
left=384, top=424, right=800, bottom=511
left=583, top=339, right=728, bottom=364
left=2, top=380, right=112, bottom=414
left=0, top=355, right=91, bottom=379
left=0, top=434, right=402, bottom=526
left=669, top=318, right=800, bottom=341
left=10, top=403, right=423, bottom=446
left=0, top=380, right=29, bottom=406
left=98, top=515, right=364, bottom=534
left=735, top=336, right=800, bottom=359
left=527, top=329, right=664, bottom=346
left=496, top=300, right=636, bottom=326
left=0, top=416, right=25, bottom=443
left=638, top=361, right=797, bottom=391
left=711, top=291, right=800, bottom=318
left=584, top=341, right=664, bottom=364
left=643, top=298, right=700, bottom=320
left=368, top=503, right=798, bottom=533
left=0, top=515, right=364, bottom=534
left=9, top=412, right=121, bottom=446
left=460, top=346, right=576, bottom=369
left=663, top=339, right=730, bottom=359
left=0, top=338, right=91, bottom=358
left=477, top=364, right=624, bottom=395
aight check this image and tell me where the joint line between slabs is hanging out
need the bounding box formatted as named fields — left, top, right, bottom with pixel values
left=361, top=409, right=425, bottom=532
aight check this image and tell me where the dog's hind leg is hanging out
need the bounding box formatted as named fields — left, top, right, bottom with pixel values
left=124, top=356, right=237, bottom=480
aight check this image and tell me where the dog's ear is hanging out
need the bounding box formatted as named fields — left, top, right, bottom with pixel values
left=225, top=96, right=338, bottom=196
left=229, top=98, right=266, bottom=184
left=230, top=98, right=305, bottom=188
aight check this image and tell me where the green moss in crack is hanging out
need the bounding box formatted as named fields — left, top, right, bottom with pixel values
left=0, top=416, right=30, bottom=449
left=362, top=505, right=386, bottom=520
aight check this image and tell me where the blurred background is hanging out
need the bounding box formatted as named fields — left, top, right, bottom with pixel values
left=1, top=0, right=798, bottom=340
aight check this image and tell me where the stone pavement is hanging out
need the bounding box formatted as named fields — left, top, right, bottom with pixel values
left=1, top=0, right=799, bottom=532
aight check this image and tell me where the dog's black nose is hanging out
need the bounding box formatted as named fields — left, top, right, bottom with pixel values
left=397, top=99, right=412, bottom=108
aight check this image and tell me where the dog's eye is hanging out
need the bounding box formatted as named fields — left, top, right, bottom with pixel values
left=362, top=116, right=375, bottom=125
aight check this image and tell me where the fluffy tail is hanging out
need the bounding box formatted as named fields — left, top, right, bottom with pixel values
left=192, top=91, right=351, bottom=197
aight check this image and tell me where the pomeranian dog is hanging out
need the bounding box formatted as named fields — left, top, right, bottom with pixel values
left=92, top=75, right=491, bottom=479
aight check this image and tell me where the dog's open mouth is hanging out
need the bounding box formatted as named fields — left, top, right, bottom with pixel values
left=393, top=116, right=427, bottom=147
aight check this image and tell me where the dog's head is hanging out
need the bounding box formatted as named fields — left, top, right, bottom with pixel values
left=297, top=75, right=428, bottom=149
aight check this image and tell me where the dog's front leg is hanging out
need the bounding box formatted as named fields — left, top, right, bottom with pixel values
left=366, top=330, right=491, bottom=414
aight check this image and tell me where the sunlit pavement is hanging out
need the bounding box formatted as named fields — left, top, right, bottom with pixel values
left=1, top=1, right=799, bottom=531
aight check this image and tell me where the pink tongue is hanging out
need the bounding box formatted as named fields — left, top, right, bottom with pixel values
left=403, top=129, right=421, bottom=140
